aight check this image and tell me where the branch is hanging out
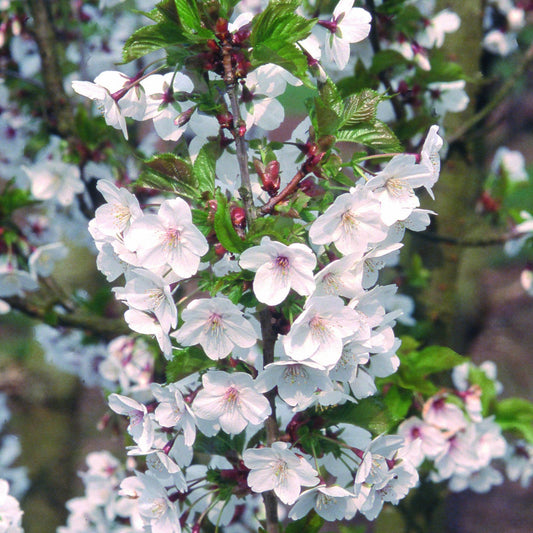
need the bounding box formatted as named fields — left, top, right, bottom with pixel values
left=25, top=0, right=77, bottom=143
left=447, top=42, right=533, bottom=145
left=6, top=296, right=131, bottom=339
left=409, top=228, right=523, bottom=247
left=221, top=40, right=256, bottom=225
left=365, top=0, right=405, bottom=122
left=259, top=307, right=280, bottom=533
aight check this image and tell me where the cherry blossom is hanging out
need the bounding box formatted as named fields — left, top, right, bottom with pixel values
left=172, top=296, right=257, bottom=360
left=319, top=0, right=372, bottom=70
left=124, top=198, right=208, bottom=278
left=72, top=70, right=146, bottom=140
left=282, top=295, right=359, bottom=367
left=239, top=237, right=317, bottom=305
left=192, top=371, right=270, bottom=434
left=243, top=441, right=319, bottom=505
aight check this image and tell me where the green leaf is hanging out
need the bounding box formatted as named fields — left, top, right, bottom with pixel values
left=370, top=49, right=408, bottom=75
left=336, top=121, right=402, bottom=152
left=341, top=89, right=385, bottom=127
left=383, top=385, right=413, bottom=421
left=214, top=191, right=246, bottom=253
left=0, top=180, right=34, bottom=217
left=285, top=511, right=324, bottom=533
left=122, top=20, right=187, bottom=63
left=405, top=345, right=468, bottom=375
left=174, top=0, right=214, bottom=39
left=137, top=153, right=198, bottom=197
left=252, top=43, right=311, bottom=87
left=496, top=398, right=533, bottom=443
left=469, top=365, right=497, bottom=416
left=192, top=141, right=219, bottom=195
left=325, top=397, right=402, bottom=435
left=250, top=1, right=315, bottom=46
left=195, top=430, right=246, bottom=456
left=165, top=345, right=213, bottom=382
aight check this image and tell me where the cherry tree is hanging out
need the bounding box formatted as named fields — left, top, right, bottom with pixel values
left=0, top=1, right=533, bottom=532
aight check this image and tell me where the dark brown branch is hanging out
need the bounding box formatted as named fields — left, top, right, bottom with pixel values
left=258, top=307, right=280, bottom=533
left=6, top=296, right=130, bottom=339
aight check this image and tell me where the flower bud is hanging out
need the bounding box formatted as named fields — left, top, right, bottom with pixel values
left=174, top=106, right=195, bottom=127
left=254, top=158, right=280, bottom=196
left=230, top=206, right=246, bottom=230
left=215, top=17, right=229, bottom=41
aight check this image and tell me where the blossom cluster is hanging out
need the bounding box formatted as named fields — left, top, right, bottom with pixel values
left=0, top=0, right=532, bottom=532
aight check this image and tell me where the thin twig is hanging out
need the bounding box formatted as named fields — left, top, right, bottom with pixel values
left=409, top=228, right=523, bottom=247
left=447, top=42, right=533, bottom=145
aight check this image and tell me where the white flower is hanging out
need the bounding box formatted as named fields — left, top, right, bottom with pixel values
left=256, top=359, right=332, bottom=409
left=124, top=197, right=208, bottom=278
left=309, top=186, right=388, bottom=256
left=171, top=296, right=257, bottom=360
left=93, top=179, right=143, bottom=237
left=239, top=237, right=316, bottom=305
left=283, top=295, right=359, bottom=367
left=416, top=9, right=460, bottom=48
left=23, top=160, right=84, bottom=206
left=0, top=258, right=39, bottom=297
left=313, top=253, right=363, bottom=298
left=427, top=80, right=469, bottom=118
left=243, top=441, right=319, bottom=505
left=289, top=484, right=357, bottom=521
left=192, top=371, right=270, bottom=435
left=365, top=155, right=433, bottom=226
left=141, top=72, right=194, bottom=141
left=491, top=146, right=528, bottom=183
left=114, top=268, right=177, bottom=333
left=420, top=125, right=443, bottom=198
left=72, top=70, right=146, bottom=140
left=320, top=0, right=372, bottom=70
left=151, top=383, right=196, bottom=446
left=483, top=29, right=518, bottom=56
left=0, top=479, right=23, bottom=532
left=108, top=393, right=154, bottom=453
left=124, top=309, right=173, bottom=360
left=136, top=472, right=181, bottom=533
left=28, top=242, right=68, bottom=278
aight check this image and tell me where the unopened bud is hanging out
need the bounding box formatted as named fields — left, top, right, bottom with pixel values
left=214, top=242, right=227, bottom=257
left=299, top=177, right=324, bottom=198
left=230, top=206, right=246, bottom=230
left=174, top=106, right=195, bottom=127
left=254, top=158, right=280, bottom=196
left=217, top=111, right=233, bottom=129
left=215, top=17, right=229, bottom=40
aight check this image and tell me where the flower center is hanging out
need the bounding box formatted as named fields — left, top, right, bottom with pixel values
left=223, top=386, right=240, bottom=411
left=164, top=227, right=181, bottom=249
left=275, top=255, right=290, bottom=271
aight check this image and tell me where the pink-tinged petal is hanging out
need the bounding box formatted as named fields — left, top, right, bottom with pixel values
left=275, top=470, right=302, bottom=505
left=248, top=466, right=275, bottom=492
left=158, top=197, right=192, bottom=225
left=94, top=70, right=129, bottom=92
left=239, top=393, right=271, bottom=425
left=253, top=262, right=291, bottom=305
left=72, top=81, right=107, bottom=101
left=219, top=409, right=247, bottom=434
left=222, top=318, right=257, bottom=349
left=283, top=322, right=320, bottom=361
